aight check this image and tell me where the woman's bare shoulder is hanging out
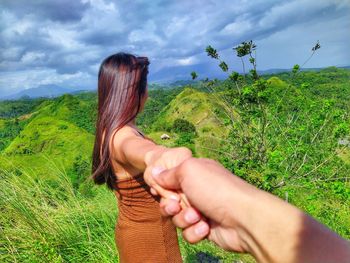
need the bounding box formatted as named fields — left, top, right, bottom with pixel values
left=112, top=126, right=142, bottom=141
left=111, top=126, right=134, bottom=148
left=110, top=126, right=143, bottom=161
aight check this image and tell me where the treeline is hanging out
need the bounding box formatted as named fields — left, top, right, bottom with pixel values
left=0, top=97, right=46, bottom=118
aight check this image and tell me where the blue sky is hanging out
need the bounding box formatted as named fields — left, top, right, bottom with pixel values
left=0, top=0, right=349, bottom=96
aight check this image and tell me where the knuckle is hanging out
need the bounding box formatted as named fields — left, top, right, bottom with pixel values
left=179, top=157, right=196, bottom=174
left=184, top=233, right=198, bottom=244
left=177, top=147, right=192, bottom=157
left=177, top=158, right=198, bottom=183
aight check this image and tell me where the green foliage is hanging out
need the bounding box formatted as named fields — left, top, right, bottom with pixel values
left=172, top=118, right=196, bottom=134
left=0, top=97, right=45, bottom=118
left=174, top=133, right=196, bottom=155
left=205, top=45, right=219, bottom=59
left=190, top=71, right=198, bottom=80
left=46, top=94, right=97, bottom=134
left=198, top=40, right=349, bottom=239
left=136, top=87, right=183, bottom=132
left=68, top=154, right=93, bottom=195
left=229, top=71, right=240, bottom=82
left=0, top=118, right=25, bottom=151
left=233, top=40, right=256, bottom=58
left=172, top=119, right=197, bottom=154
left=0, top=168, right=118, bottom=262
left=219, top=61, right=228, bottom=72
left=292, top=64, right=300, bottom=74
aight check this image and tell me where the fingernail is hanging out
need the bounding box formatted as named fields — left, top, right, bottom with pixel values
left=184, top=210, right=199, bottom=223
left=194, top=222, right=209, bottom=236
left=170, top=194, right=180, bottom=201
left=152, top=167, right=165, bottom=177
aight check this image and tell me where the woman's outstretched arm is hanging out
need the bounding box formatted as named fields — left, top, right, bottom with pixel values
left=111, top=126, right=192, bottom=197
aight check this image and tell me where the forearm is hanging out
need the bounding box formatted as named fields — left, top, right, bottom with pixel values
left=230, top=179, right=350, bottom=263
left=122, top=141, right=167, bottom=173
left=151, top=157, right=350, bottom=262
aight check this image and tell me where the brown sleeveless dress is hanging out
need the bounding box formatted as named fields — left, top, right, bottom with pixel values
left=113, top=132, right=182, bottom=263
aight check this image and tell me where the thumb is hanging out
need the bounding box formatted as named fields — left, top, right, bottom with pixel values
left=151, top=165, right=182, bottom=190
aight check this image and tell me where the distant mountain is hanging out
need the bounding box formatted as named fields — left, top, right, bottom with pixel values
left=148, top=80, right=198, bottom=89
left=149, top=62, right=228, bottom=84
left=259, top=65, right=350, bottom=75
left=149, top=64, right=350, bottom=83
left=1, top=85, right=84, bottom=100
left=148, top=83, right=171, bottom=90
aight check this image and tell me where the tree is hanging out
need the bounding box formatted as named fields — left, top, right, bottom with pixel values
left=191, top=71, right=198, bottom=80
left=206, top=45, right=229, bottom=72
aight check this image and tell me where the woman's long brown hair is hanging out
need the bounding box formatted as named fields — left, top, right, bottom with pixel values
left=92, top=53, right=149, bottom=190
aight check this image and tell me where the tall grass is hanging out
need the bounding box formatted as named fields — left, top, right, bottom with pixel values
left=0, top=167, right=118, bottom=262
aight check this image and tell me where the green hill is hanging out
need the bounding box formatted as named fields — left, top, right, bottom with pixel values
left=0, top=94, right=95, bottom=185
left=148, top=87, right=231, bottom=159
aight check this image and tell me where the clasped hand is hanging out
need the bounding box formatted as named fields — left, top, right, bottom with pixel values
left=144, top=151, right=247, bottom=253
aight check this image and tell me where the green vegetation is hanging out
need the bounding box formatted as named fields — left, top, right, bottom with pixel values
left=0, top=97, right=46, bottom=118
left=0, top=167, right=118, bottom=262
left=0, top=61, right=349, bottom=261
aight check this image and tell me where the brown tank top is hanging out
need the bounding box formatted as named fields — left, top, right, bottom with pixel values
left=113, top=131, right=182, bottom=263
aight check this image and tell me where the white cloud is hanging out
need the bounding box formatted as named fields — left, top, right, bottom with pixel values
left=175, top=56, right=199, bottom=66
left=0, top=46, right=24, bottom=60
left=256, top=14, right=350, bottom=69
left=41, top=24, right=83, bottom=50
left=220, top=19, right=252, bottom=36
left=21, top=52, right=46, bottom=63
left=0, top=69, right=94, bottom=96
left=128, top=20, right=165, bottom=46
left=258, top=0, right=343, bottom=29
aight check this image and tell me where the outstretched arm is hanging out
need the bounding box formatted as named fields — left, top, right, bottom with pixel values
left=147, top=157, right=350, bottom=263
left=111, top=126, right=192, bottom=198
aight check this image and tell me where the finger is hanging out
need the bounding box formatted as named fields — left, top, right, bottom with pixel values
left=159, top=197, right=181, bottom=217
left=152, top=184, right=180, bottom=201
left=144, top=166, right=180, bottom=200
left=150, top=187, right=158, bottom=196
left=182, top=221, right=210, bottom=244
left=171, top=207, right=201, bottom=228
left=151, top=165, right=182, bottom=190
left=179, top=192, right=191, bottom=209
left=144, top=166, right=179, bottom=200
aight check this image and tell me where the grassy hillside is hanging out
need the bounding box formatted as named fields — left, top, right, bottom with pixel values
left=148, top=87, right=231, bottom=159
left=0, top=94, right=95, bottom=189
left=0, top=67, right=349, bottom=262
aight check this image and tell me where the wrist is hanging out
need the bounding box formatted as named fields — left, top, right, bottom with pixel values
left=236, top=184, right=305, bottom=263
left=224, top=176, right=262, bottom=253
left=144, top=146, right=167, bottom=166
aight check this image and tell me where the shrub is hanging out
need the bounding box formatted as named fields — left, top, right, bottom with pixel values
left=172, top=118, right=196, bottom=134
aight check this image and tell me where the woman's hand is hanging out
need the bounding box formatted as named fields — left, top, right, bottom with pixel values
left=144, top=146, right=192, bottom=197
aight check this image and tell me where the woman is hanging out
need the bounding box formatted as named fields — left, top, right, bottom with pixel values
left=91, top=53, right=190, bottom=263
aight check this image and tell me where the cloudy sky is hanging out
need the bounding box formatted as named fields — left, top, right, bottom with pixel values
left=0, top=0, right=349, bottom=96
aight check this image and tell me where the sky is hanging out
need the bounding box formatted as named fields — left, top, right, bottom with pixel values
left=0, top=0, right=349, bottom=96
